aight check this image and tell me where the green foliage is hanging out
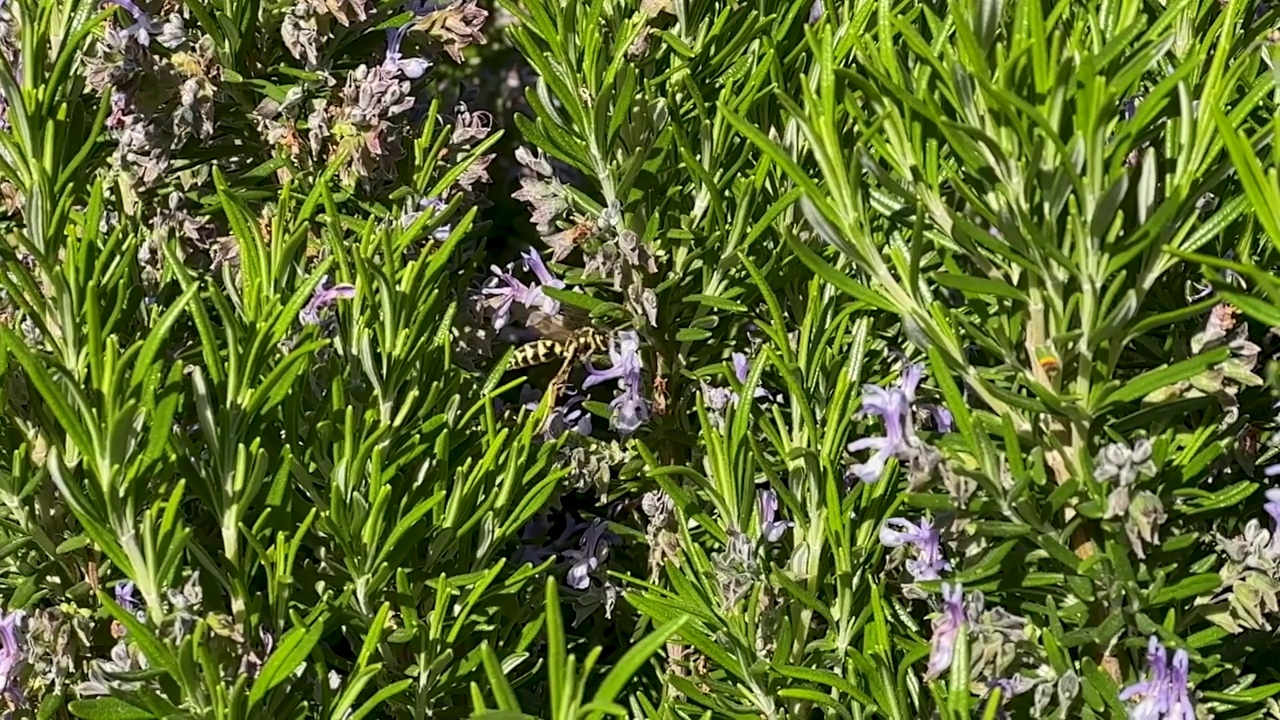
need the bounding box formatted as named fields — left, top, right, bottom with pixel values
left=488, top=0, right=1280, bottom=716
left=4, top=0, right=1280, bottom=717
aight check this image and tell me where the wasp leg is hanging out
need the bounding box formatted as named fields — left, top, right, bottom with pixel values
left=540, top=340, right=580, bottom=433
left=548, top=343, right=578, bottom=399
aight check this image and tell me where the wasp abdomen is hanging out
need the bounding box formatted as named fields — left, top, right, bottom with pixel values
left=509, top=339, right=566, bottom=370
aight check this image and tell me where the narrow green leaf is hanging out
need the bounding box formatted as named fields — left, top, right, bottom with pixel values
left=1211, top=108, right=1280, bottom=252
left=1148, top=574, right=1220, bottom=606
left=590, top=615, right=688, bottom=706
left=347, top=679, right=414, bottom=720
left=1097, top=346, right=1232, bottom=409
left=129, top=285, right=199, bottom=389
left=932, top=273, right=1026, bottom=301
left=66, top=698, right=155, bottom=720
left=479, top=642, right=522, bottom=711
left=785, top=233, right=896, bottom=313
left=249, top=615, right=327, bottom=707
left=97, top=592, right=181, bottom=680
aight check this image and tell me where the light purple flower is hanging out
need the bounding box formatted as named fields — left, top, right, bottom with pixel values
left=521, top=385, right=593, bottom=440
left=105, top=0, right=155, bottom=46
left=480, top=249, right=565, bottom=329
left=1119, top=637, right=1195, bottom=720
left=583, top=331, right=643, bottom=390
left=925, top=405, right=954, bottom=433
left=758, top=489, right=793, bottom=543
left=846, top=383, right=912, bottom=483
left=521, top=248, right=564, bottom=316
left=609, top=383, right=649, bottom=435
left=846, top=363, right=948, bottom=483
left=1265, top=488, right=1280, bottom=551
left=0, top=610, right=24, bottom=706
left=481, top=266, right=531, bottom=330
left=300, top=276, right=356, bottom=325
left=583, top=331, right=648, bottom=433
left=563, top=520, right=612, bottom=590
left=401, top=196, right=451, bottom=240
left=1165, top=650, right=1195, bottom=719
left=731, top=352, right=770, bottom=401
left=880, top=517, right=950, bottom=581
left=926, top=583, right=966, bottom=679
left=899, top=363, right=923, bottom=401
left=732, top=352, right=750, bottom=384
left=115, top=581, right=138, bottom=612
left=383, top=26, right=431, bottom=79
left=1265, top=488, right=1280, bottom=528
left=807, top=0, right=823, bottom=23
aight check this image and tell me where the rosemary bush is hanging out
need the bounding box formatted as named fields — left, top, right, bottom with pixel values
left=3, top=0, right=1280, bottom=717
left=478, top=0, right=1280, bottom=717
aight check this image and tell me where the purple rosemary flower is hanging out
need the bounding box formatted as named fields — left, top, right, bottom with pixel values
left=1265, top=487, right=1280, bottom=526
left=846, top=381, right=914, bottom=483
left=880, top=517, right=950, bottom=581
left=732, top=352, right=750, bottom=383
left=521, top=385, right=592, bottom=440
left=925, top=582, right=967, bottom=679
left=807, top=0, right=824, bottom=23
left=521, top=248, right=564, bottom=316
left=563, top=520, right=612, bottom=590
left=584, top=331, right=643, bottom=390
left=383, top=26, right=431, bottom=79
left=115, top=581, right=138, bottom=612
left=609, top=383, right=649, bottom=435
left=480, top=249, right=566, bottom=329
left=1265, top=488, right=1280, bottom=551
left=552, top=396, right=593, bottom=439
left=0, top=610, right=24, bottom=707
left=758, top=489, right=793, bottom=543
left=582, top=331, right=649, bottom=433
left=984, top=675, right=1035, bottom=720
left=481, top=265, right=530, bottom=330
left=925, top=405, right=954, bottom=433
left=1119, top=637, right=1195, bottom=720
left=846, top=363, right=948, bottom=483
left=731, top=351, right=770, bottom=401
left=105, top=0, right=155, bottom=46
left=300, top=276, right=356, bottom=325
left=401, top=196, right=451, bottom=240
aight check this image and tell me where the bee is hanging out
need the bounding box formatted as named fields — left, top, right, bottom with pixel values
left=1240, top=424, right=1262, bottom=461
left=652, top=374, right=669, bottom=416
left=545, top=217, right=598, bottom=261
left=1033, top=347, right=1061, bottom=380
left=1038, top=354, right=1061, bottom=377
left=560, top=218, right=597, bottom=247
left=509, top=310, right=613, bottom=418
left=1210, top=303, right=1239, bottom=334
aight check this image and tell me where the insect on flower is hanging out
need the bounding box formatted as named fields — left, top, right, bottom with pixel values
left=545, top=216, right=597, bottom=260
left=509, top=309, right=613, bottom=425
left=651, top=373, right=669, bottom=416
left=1034, top=347, right=1061, bottom=379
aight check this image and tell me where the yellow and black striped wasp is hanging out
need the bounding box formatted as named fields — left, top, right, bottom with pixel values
left=509, top=308, right=613, bottom=412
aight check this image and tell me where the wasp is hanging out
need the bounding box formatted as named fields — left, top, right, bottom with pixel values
left=509, top=309, right=613, bottom=416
